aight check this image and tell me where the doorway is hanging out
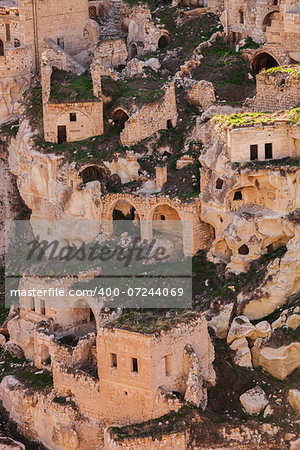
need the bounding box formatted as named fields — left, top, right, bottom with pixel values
left=57, top=125, right=67, bottom=144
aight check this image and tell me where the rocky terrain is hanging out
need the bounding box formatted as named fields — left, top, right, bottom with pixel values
left=0, top=1, right=299, bottom=449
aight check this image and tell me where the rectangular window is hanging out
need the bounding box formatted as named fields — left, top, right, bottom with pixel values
left=250, top=144, right=258, bottom=161
left=40, top=299, right=46, bottom=315
left=164, top=354, right=172, bottom=376
left=265, top=143, right=273, bottom=159
left=57, top=37, right=65, bottom=49
left=131, top=357, right=138, bottom=373
left=111, top=353, right=117, bottom=368
left=70, top=112, right=77, bottom=122
left=5, top=24, right=10, bottom=42
left=30, top=297, right=35, bottom=311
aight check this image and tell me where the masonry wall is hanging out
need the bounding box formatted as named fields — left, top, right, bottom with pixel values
left=227, top=123, right=297, bottom=163
left=120, top=84, right=177, bottom=146
left=43, top=101, right=103, bottom=143
left=254, top=69, right=300, bottom=112
left=20, top=0, right=90, bottom=63
left=95, top=39, right=128, bottom=68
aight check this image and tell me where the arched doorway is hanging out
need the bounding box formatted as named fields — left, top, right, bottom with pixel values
left=112, top=108, right=129, bottom=130
left=74, top=299, right=97, bottom=333
left=130, top=43, right=138, bottom=59
left=151, top=204, right=183, bottom=254
left=80, top=165, right=108, bottom=184
left=158, top=35, right=169, bottom=49
left=251, top=52, right=279, bottom=74
left=0, top=40, right=4, bottom=57
left=113, top=200, right=140, bottom=236
left=262, top=10, right=279, bottom=31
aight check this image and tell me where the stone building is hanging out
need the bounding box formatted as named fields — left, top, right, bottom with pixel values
left=41, top=52, right=104, bottom=144
left=0, top=0, right=99, bottom=123
left=222, top=0, right=300, bottom=72
left=126, top=6, right=170, bottom=59
left=251, top=65, right=300, bottom=112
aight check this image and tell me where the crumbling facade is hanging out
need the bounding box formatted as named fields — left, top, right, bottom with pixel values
left=41, top=52, right=104, bottom=144
left=222, top=0, right=300, bottom=72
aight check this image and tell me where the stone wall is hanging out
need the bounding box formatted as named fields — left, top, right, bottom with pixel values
left=227, top=122, right=299, bottom=163
left=96, top=316, right=215, bottom=424
left=94, top=38, right=128, bottom=69
left=253, top=67, right=300, bottom=112
left=104, top=428, right=189, bottom=450
left=186, top=80, right=216, bottom=111
left=120, top=84, right=177, bottom=146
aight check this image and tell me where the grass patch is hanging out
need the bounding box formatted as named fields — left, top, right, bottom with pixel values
left=0, top=120, right=19, bottom=137
left=213, top=108, right=300, bottom=130
left=50, top=69, right=95, bottom=103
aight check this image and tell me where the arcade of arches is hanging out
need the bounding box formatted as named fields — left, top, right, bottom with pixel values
left=101, top=194, right=213, bottom=256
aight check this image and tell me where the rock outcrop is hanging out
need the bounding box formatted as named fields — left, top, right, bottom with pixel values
left=240, top=387, right=269, bottom=415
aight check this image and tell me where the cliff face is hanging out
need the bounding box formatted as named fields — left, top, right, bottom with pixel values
left=8, top=120, right=103, bottom=245
left=197, top=119, right=300, bottom=318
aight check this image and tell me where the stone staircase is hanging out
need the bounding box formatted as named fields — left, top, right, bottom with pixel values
left=98, top=0, right=123, bottom=40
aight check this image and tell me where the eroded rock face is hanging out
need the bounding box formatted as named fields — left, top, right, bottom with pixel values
left=288, top=390, right=300, bottom=415
left=240, top=386, right=268, bottom=415
left=230, top=337, right=252, bottom=368
left=252, top=341, right=300, bottom=380
left=227, top=316, right=255, bottom=344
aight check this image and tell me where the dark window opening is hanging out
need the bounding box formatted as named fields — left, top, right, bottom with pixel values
left=111, top=353, right=117, bottom=368
left=250, top=144, right=258, bottom=161
left=238, top=244, right=249, bottom=255
left=267, top=243, right=273, bottom=254
left=30, top=297, right=35, bottom=312
left=252, top=52, right=278, bottom=74
left=233, top=191, right=242, bottom=201
left=239, top=11, right=244, bottom=24
left=130, top=43, right=137, bottom=60
left=57, top=125, right=67, bottom=144
left=160, top=215, right=166, bottom=221
left=89, top=6, right=97, bottom=19
left=131, top=357, right=138, bottom=373
left=158, top=35, right=168, bottom=49
left=112, top=109, right=129, bottom=130
left=57, top=37, right=65, bottom=49
left=40, top=299, right=46, bottom=315
left=0, top=40, right=4, bottom=57
left=265, top=143, right=273, bottom=159
left=167, top=119, right=172, bottom=129
left=216, top=178, right=224, bottom=189
left=273, top=0, right=278, bottom=5
left=14, top=38, right=20, bottom=48
left=220, top=217, right=223, bottom=223
left=124, top=391, right=128, bottom=395
left=164, top=355, right=171, bottom=376
left=5, top=24, right=10, bottom=42
left=70, top=112, right=77, bottom=122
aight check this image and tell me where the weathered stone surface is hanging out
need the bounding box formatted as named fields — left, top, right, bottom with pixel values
left=230, top=337, right=252, bottom=368
left=186, top=80, right=216, bottom=111
left=123, top=58, right=145, bottom=78
left=207, top=303, right=234, bottom=339
left=250, top=321, right=272, bottom=342
left=227, top=316, right=256, bottom=344
left=288, top=390, right=300, bottom=415
left=184, top=344, right=207, bottom=410
left=252, top=341, right=300, bottom=380
left=0, top=333, right=6, bottom=346
left=286, top=314, right=300, bottom=330
left=240, top=387, right=268, bottom=415
left=144, top=57, right=161, bottom=72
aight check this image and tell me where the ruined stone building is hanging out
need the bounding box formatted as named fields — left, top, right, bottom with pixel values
left=0, top=0, right=100, bottom=123
left=222, top=0, right=300, bottom=71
